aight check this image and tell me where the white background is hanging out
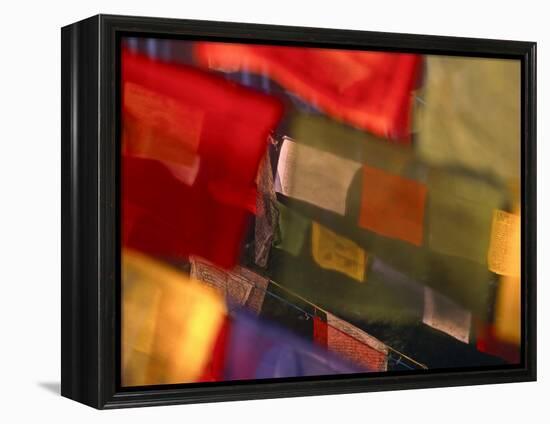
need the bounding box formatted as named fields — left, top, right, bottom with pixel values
left=0, top=0, right=546, bottom=422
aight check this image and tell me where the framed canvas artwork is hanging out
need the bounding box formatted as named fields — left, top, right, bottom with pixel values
left=61, top=14, right=536, bottom=409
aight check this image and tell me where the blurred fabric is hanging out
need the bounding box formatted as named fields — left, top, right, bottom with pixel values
left=415, top=56, right=521, bottom=184
left=122, top=249, right=226, bottom=386
left=272, top=128, right=502, bottom=318
left=122, top=48, right=283, bottom=269
left=195, top=42, right=421, bottom=140
left=223, top=310, right=363, bottom=380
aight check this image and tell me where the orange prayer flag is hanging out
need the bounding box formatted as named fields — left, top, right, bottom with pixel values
left=358, top=165, right=427, bottom=246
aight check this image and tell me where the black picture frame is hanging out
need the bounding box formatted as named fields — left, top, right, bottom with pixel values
left=61, top=14, right=537, bottom=409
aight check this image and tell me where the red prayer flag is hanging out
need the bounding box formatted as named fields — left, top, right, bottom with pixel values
left=194, top=42, right=421, bottom=140
left=313, top=316, right=388, bottom=372
left=122, top=49, right=284, bottom=268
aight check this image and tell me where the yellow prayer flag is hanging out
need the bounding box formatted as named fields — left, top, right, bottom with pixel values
left=122, top=249, right=226, bottom=386
left=488, top=208, right=521, bottom=345
left=311, top=222, right=367, bottom=282
left=487, top=209, right=520, bottom=277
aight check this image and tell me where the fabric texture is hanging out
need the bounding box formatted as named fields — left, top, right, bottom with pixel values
left=415, top=56, right=521, bottom=184
left=121, top=48, right=283, bottom=269
left=195, top=42, right=421, bottom=140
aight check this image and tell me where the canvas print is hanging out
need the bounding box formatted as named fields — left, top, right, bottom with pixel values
left=120, top=36, right=521, bottom=387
